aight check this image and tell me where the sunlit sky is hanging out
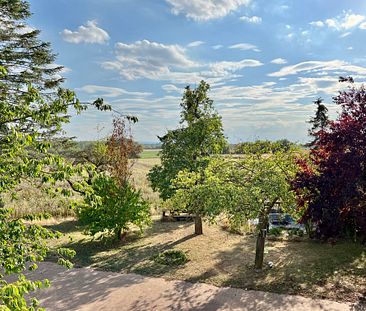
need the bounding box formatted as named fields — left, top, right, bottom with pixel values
left=28, top=0, right=366, bottom=143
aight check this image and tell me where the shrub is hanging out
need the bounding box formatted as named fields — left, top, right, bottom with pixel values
left=153, top=249, right=188, bottom=266
left=287, top=228, right=305, bottom=237
left=77, top=174, right=151, bottom=240
left=268, top=227, right=283, bottom=236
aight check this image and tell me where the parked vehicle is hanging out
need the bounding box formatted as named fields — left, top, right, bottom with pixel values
left=268, top=213, right=305, bottom=231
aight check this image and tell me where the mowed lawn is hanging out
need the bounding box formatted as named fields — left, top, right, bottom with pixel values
left=45, top=217, right=366, bottom=303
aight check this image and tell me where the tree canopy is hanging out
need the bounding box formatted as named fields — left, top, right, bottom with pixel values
left=292, top=78, right=366, bottom=240
left=170, top=150, right=297, bottom=268
left=148, top=81, right=227, bottom=201
left=0, top=1, right=109, bottom=309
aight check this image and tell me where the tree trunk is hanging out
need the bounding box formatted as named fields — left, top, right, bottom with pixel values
left=254, top=212, right=269, bottom=270
left=255, top=229, right=266, bottom=269
left=195, top=214, right=203, bottom=235
left=115, top=228, right=128, bottom=241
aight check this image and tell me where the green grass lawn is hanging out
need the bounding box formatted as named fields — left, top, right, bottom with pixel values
left=45, top=217, right=366, bottom=304
left=139, top=149, right=160, bottom=159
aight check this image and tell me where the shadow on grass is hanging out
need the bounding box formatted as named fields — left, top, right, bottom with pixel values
left=143, top=218, right=193, bottom=237
left=44, top=219, right=82, bottom=234
left=50, top=218, right=197, bottom=276
left=189, top=238, right=366, bottom=303
left=92, top=233, right=197, bottom=276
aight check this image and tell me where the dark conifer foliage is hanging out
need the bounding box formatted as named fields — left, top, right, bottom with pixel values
left=0, top=0, right=64, bottom=97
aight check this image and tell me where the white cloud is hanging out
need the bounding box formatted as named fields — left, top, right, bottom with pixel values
left=209, top=59, right=263, bottom=74
left=229, top=43, right=260, bottom=52
left=212, top=44, right=223, bottom=50
left=207, top=76, right=342, bottom=142
left=310, top=21, right=324, bottom=27
left=268, top=60, right=366, bottom=77
left=102, top=40, right=196, bottom=81
left=341, top=13, right=365, bottom=29
left=77, top=85, right=152, bottom=98
left=162, top=84, right=181, bottom=93
left=187, top=41, right=205, bottom=47
left=165, top=0, right=251, bottom=21
left=359, top=22, right=366, bottom=29
left=240, top=15, right=262, bottom=24
left=102, top=39, right=262, bottom=84
left=61, top=20, right=110, bottom=44
left=325, top=18, right=337, bottom=28
left=339, top=32, right=351, bottom=38
left=271, top=58, right=287, bottom=65
left=311, top=12, right=365, bottom=31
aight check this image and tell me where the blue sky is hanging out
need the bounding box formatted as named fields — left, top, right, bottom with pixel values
left=28, top=0, right=366, bottom=143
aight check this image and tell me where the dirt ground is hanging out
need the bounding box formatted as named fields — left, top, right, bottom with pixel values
left=29, top=262, right=357, bottom=311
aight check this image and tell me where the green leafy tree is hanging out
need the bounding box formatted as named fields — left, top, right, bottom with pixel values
left=234, top=139, right=297, bottom=154
left=77, top=117, right=151, bottom=241
left=0, top=1, right=110, bottom=309
left=77, top=175, right=150, bottom=241
left=171, top=150, right=297, bottom=269
left=148, top=81, right=226, bottom=234
left=0, top=68, right=96, bottom=310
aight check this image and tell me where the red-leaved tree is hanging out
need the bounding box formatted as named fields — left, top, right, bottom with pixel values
left=292, top=77, right=366, bottom=240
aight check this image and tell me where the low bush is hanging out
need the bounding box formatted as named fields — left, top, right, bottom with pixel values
left=288, top=228, right=305, bottom=237
left=153, top=249, right=188, bottom=266
left=268, top=227, right=283, bottom=236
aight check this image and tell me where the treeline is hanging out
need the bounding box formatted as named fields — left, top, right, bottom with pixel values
left=230, top=139, right=299, bottom=154
left=64, top=140, right=299, bottom=158
left=51, top=139, right=143, bottom=160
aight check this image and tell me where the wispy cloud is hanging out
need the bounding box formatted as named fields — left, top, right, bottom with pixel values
left=102, top=39, right=263, bottom=84
left=77, top=85, right=152, bottom=98
left=239, top=15, right=262, bottom=24
left=270, top=58, right=287, bottom=65
left=187, top=41, right=205, bottom=47
left=162, top=84, right=181, bottom=93
left=229, top=43, right=260, bottom=52
left=268, top=60, right=366, bottom=77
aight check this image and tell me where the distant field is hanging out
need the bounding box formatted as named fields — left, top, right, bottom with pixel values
left=6, top=157, right=162, bottom=218
left=139, top=149, right=161, bottom=159
left=131, top=158, right=161, bottom=210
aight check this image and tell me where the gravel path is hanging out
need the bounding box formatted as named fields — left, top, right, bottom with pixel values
left=28, top=262, right=361, bottom=311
